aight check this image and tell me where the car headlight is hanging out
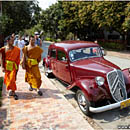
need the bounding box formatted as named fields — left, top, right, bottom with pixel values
left=95, top=76, right=105, bottom=86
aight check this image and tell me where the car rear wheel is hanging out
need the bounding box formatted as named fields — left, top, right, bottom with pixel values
left=44, top=66, right=52, bottom=78
left=76, top=90, right=91, bottom=116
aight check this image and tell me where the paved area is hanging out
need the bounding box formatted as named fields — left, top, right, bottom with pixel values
left=107, top=50, right=130, bottom=60
left=0, top=66, right=93, bottom=130
left=105, top=50, right=130, bottom=70
left=0, top=49, right=130, bottom=130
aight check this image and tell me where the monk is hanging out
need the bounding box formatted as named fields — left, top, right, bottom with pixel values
left=0, top=35, right=20, bottom=100
left=22, top=35, right=43, bottom=96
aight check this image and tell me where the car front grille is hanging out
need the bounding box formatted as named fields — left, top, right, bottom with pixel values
left=107, top=69, right=127, bottom=102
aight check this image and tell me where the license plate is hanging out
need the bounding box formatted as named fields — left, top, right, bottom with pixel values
left=120, top=99, right=130, bottom=109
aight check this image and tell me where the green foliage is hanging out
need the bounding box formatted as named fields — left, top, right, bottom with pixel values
left=0, top=77, right=3, bottom=91
left=28, top=1, right=130, bottom=46
left=61, top=1, right=95, bottom=40
left=66, top=32, right=74, bottom=40
left=1, top=1, right=41, bottom=37
left=40, top=2, right=64, bottom=40
left=44, top=37, right=60, bottom=42
left=0, top=77, right=3, bottom=107
left=25, top=23, right=42, bottom=36
left=45, top=37, right=56, bottom=42
left=45, top=37, right=52, bottom=41
left=98, top=41, right=126, bottom=51
left=122, top=3, right=130, bottom=32
left=56, top=39, right=61, bottom=42
left=92, top=1, right=127, bottom=34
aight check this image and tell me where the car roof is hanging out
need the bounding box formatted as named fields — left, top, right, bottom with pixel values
left=50, top=40, right=99, bottom=52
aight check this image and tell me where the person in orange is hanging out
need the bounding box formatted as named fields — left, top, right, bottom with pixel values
left=21, top=35, right=43, bottom=96
left=0, top=35, right=20, bottom=100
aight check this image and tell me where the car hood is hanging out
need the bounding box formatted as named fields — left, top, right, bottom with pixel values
left=71, top=57, right=120, bottom=77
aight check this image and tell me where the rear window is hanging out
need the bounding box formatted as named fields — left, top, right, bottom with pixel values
left=50, top=49, right=56, bottom=58
left=57, top=50, right=67, bottom=62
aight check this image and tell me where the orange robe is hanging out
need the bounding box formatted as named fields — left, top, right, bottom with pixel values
left=22, top=46, right=43, bottom=89
left=3, top=46, right=20, bottom=91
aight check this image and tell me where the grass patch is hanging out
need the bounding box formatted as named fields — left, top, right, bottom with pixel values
left=0, top=77, right=3, bottom=107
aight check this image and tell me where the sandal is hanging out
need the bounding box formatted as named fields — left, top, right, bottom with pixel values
left=14, top=94, right=18, bottom=100
left=9, top=91, right=15, bottom=96
left=38, top=91, right=42, bottom=96
left=29, top=86, right=33, bottom=91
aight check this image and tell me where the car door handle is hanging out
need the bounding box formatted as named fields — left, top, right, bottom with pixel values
left=65, top=65, right=69, bottom=69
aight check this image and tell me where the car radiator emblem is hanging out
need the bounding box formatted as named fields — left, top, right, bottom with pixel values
left=107, top=69, right=127, bottom=102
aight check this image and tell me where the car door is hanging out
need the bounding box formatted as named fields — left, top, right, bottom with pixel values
left=49, top=48, right=57, bottom=76
left=56, top=49, right=71, bottom=83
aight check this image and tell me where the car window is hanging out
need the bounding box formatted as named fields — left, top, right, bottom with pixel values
left=69, top=47, right=102, bottom=62
left=50, top=49, right=56, bottom=58
left=57, top=50, right=67, bottom=62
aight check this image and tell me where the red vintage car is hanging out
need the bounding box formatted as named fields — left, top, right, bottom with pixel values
left=43, top=40, right=130, bottom=115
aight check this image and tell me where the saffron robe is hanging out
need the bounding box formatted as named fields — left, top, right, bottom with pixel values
left=22, top=46, right=43, bottom=89
left=0, top=46, right=20, bottom=91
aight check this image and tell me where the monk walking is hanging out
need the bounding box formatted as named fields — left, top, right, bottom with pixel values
left=21, top=35, right=43, bottom=96
left=0, top=35, right=20, bottom=100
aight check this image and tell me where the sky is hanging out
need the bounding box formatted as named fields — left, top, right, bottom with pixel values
left=37, top=0, right=57, bottom=10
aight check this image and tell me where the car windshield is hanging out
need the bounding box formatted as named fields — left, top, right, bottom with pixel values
left=69, top=47, right=102, bottom=62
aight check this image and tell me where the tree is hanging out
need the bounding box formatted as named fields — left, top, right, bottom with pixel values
left=31, top=1, right=130, bottom=43
left=60, top=1, right=98, bottom=40
left=0, top=1, right=41, bottom=37
left=92, top=1, right=127, bottom=35
left=40, top=2, right=65, bottom=40
left=122, top=2, right=130, bottom=32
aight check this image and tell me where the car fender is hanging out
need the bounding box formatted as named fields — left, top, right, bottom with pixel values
left=67, top=78, right=97, bottom=101
left=43, top=57, right=50, bottom=68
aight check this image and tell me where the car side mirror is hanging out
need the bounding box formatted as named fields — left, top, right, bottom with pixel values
left=101, top=47, right=107, bottom=56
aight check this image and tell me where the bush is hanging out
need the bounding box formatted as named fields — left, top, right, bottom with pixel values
left=0, top=77, right=3, bottom=91
left=45, top=37, right=51, bottom=41
left=66, top=32, right=74, bottom=40
left=45, top=37, right=59, bottom=42
left=0, top=77, right=3, bottom=107
left=45, top=37, right=55, bottom=42
left=98, top=41, right=126, bottom=51
left=56, top=39, right=61, bottom=42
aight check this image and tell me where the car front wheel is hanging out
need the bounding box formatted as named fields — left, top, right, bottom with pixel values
left=76, top=90, right=90, bottom=116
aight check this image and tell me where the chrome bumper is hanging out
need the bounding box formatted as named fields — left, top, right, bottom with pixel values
left=89, top=98, right=130, bottom=113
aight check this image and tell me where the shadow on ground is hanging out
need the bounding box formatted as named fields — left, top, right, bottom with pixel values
left=16, top=88, right=62, bottom=100
left=0, top=77, right=11, bottom=129
left=0, top=107, right=13, bottom=129
left=91, top=107, right=130, bottom=123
